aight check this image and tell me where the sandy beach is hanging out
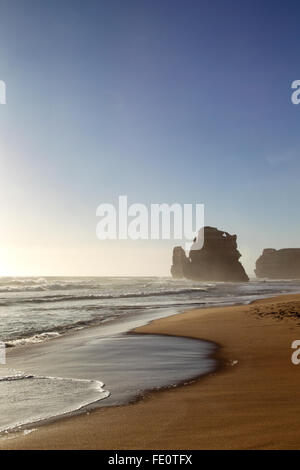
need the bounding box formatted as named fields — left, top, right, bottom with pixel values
left=2, top=293, right=300, bottom=450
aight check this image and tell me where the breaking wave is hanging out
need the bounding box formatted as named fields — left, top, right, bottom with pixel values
left=1, top=276, right=300, bottom=349
left=0, top=287, right=210, bottom=306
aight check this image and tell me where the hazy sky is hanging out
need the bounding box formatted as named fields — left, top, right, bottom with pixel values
left=0, top=0, right=299, bottom=276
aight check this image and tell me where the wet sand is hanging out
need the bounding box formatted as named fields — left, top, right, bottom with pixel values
left=2, top=293, right=300, bottom=450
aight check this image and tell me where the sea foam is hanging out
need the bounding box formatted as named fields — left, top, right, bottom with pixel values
left=0, top=372, right=109, bottom=434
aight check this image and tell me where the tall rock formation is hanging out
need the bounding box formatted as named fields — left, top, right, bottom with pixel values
left=171, top=247, right=190, bottom=279
left=255, top=248, right=300, bottom=279
left=171, top=226, right=249, bottom=282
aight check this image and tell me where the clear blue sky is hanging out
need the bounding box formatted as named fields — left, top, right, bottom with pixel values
left=0, top=0, right=299, bottom=276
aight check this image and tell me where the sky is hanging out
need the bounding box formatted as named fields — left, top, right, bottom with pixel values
left=0, top=0, right=299, bottom=277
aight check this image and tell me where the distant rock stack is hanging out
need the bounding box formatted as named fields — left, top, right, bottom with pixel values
left=171, top=226, right=249, bottom=282
left=255, top=248, right=300, bottom=279
left=171, top=247, right=190, bottom=279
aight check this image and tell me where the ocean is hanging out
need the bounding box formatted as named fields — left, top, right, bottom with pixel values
left=0, top=276, right=300, bottom=435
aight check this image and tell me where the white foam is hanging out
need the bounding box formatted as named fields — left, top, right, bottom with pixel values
left=0, top=373, right=110, bottom=434
left=6, top=332, right=61, bottom=347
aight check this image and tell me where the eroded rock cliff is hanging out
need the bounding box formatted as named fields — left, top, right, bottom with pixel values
left=255, top=248, right=300, bottom=279
left=171, top=226, right=249, bottom=282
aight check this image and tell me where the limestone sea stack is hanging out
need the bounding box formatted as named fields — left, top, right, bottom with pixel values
left=255, top=248, right=300, bottom=279
left=171, top=226, right=249, bottom=282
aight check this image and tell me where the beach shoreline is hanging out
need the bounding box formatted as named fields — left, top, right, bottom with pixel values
left=2, top=292, right=300, bottom=450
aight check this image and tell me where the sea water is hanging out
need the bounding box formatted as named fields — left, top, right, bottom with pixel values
left=0, top=277, right=299, bottom=434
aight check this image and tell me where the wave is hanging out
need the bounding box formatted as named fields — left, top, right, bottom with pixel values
left=0, top=373, right=106, bottom=388
left=0, top=287, right=210, bottom=305
left=0, top=373, right=110, bottom=434
left=5, top=332, right=62, bottom=348
left=4, top=300, right=211, bottom=347
left=0, top=282, right=99, bottom=293
left=0, top=276, right=178, bottom=293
